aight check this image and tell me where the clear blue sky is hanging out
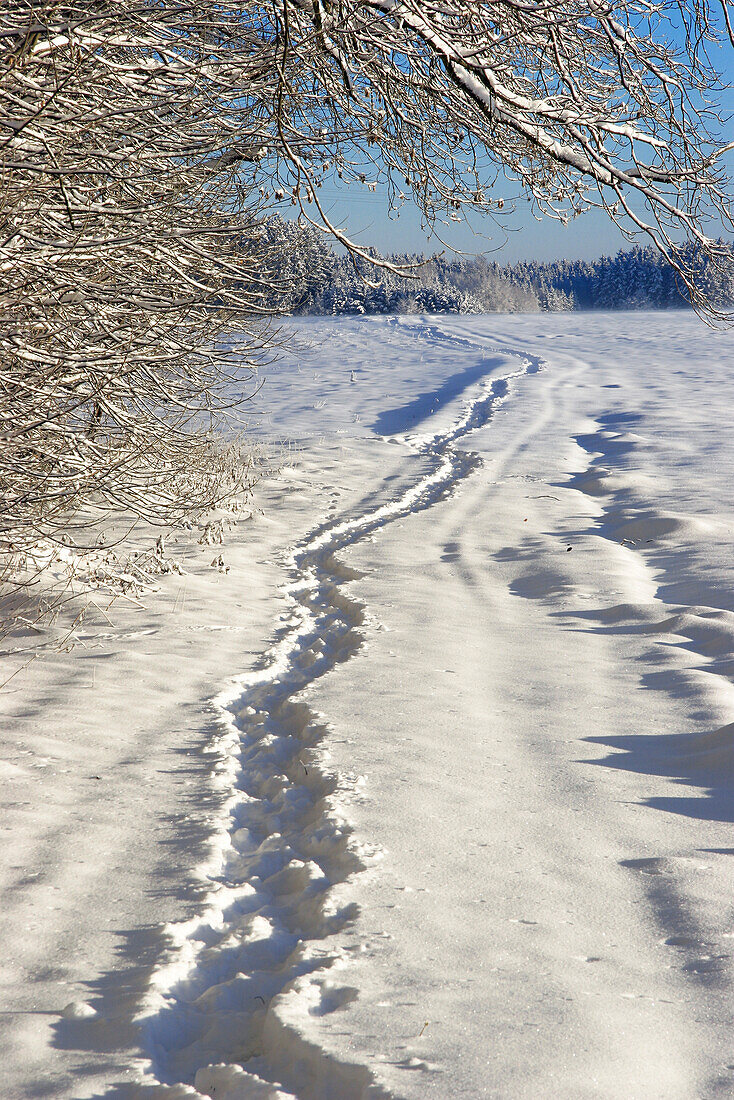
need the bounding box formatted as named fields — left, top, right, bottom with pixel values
left=310, top=181, right=633, bottom=265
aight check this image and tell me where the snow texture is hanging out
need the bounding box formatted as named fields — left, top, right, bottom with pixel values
left=2, top=312, right=734, bottom=1099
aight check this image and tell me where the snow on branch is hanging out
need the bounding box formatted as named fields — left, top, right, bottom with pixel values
left=257, top=0, right=734, bottom=317
left=0, top=2, right=298, bottom=602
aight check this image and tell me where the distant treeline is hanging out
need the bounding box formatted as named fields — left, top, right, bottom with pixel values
left=263, top=218, right=734, bottom=315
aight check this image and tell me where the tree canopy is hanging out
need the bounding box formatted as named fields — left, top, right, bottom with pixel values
left=250, top=0, right=734, bottom=309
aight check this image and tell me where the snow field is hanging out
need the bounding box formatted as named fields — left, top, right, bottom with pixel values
left=295, top=314, right=734, bottom=1099
left=139, top=336, right=541, bottom=1097
left=2, top=312, right=734, bottom=1098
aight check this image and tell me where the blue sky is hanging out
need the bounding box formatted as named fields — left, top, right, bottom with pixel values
left=310, top=181, right=633, bottom=264
left=304, top=124, right=734, bottom=265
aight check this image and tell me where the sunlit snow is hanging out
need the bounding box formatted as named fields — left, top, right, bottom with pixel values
left=2, top=312, right=734, bottom=1099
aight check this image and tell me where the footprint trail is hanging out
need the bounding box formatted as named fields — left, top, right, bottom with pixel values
left=139, top=341, right=543, bottom=1099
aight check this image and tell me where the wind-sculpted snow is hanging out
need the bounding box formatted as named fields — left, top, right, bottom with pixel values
left=562, top=413, right=734, bottom=826
left=138, top=329, right=542, bottom=1098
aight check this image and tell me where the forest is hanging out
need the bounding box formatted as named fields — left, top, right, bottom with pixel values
left=266, top=219, right=734, bottom=316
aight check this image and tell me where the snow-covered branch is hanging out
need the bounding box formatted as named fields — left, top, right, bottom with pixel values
left=257, top=0, right=734, bottom=314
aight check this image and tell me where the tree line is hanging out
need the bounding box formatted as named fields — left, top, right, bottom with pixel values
left=267, top=220, right=734, bottom=316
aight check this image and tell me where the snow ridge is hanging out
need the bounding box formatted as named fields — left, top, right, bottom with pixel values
left=567, top=417, right=734, bottom=806
left=138, top=336, right=543, bottom=1099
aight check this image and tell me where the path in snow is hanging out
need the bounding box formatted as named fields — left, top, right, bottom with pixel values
left=140, top=332, right=542, bottom=1098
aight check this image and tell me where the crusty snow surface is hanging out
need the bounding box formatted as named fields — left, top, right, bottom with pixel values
left=2, top=312, right=734, bottom=1099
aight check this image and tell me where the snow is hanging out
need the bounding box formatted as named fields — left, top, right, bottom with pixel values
left=2, top=311, right=734, bottom=1098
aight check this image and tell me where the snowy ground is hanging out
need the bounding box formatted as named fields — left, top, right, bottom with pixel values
left=2, top=312, right=734, bottom=1099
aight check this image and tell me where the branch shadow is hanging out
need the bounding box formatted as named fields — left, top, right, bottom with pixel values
left=45, top=713, right=233, bottom=1098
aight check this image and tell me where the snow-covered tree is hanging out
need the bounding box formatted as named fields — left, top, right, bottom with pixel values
left=281, top=240, right=733, bottom=316
left=0, top=3, right=279, bottom=575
